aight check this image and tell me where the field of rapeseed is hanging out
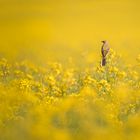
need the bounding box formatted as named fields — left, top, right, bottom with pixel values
left=1, top=0, right=140, bottom=140
left=0, top=48, right=140, bottom=140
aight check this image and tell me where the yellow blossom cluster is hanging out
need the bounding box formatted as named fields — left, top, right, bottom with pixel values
left=0, top=50, right=140, bottom=140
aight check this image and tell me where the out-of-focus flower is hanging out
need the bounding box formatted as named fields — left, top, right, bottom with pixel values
left=97, top=79, right=111, bottom=92
left=19, top=79, right=31, bottom=90
left=109, top=66, right=119, bottom=74
left=47, top=75, right=56, bottom=86
left=84, top=76, right=97, bottom=85
left=96, top=66, right=105, bottom=73
left=117, top=71, right=126, bottom=79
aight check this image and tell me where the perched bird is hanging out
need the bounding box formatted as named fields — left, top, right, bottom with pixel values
left=101, top=40, right=110, bottom=66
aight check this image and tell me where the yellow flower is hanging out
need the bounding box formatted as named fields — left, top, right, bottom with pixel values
left=109, top=48, right=116, bottom=59
left=47, top=75, right=56, bottom=85
left=96, top=66, right=105, bottom=73
left=98, top=79, right=111, bottom=92
left=19, top=79, right=31, bottom=90
left=117, top=71, right=126, bottom=79
left=52, top=86, right=62, bottom=97
left=84, top=76, right=97, bottom=85
left=129, top=71, right=138, bottom=80
left=99, top=79, right=108, bottom=85
left=109, top=66, right=119, bottom=74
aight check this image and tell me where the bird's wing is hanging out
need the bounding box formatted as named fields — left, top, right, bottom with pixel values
left=101, top=44, right=110, bottom=57
left=103, top=47, right=110, bottom=57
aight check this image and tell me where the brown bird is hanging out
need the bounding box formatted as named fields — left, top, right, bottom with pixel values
left=101, top=40, right=110, bottom=66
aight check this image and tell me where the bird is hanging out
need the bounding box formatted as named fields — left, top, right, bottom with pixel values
left=101, top=40, right=110, bottom=66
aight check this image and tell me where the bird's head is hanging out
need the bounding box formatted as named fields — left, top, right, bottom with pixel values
left=101, top=40, right=107, bottom=44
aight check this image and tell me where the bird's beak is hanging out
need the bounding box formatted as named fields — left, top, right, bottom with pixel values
left=101, top=40, right=106, bottom=43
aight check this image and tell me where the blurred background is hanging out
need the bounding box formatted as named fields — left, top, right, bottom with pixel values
left=0, top=0, right=140, bottom=65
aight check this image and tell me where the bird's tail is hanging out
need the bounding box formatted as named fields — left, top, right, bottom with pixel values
left=101, top=57, right=106, bottom=66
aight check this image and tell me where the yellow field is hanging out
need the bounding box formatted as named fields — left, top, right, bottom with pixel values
left=0, top=0, right=140, bottom=140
